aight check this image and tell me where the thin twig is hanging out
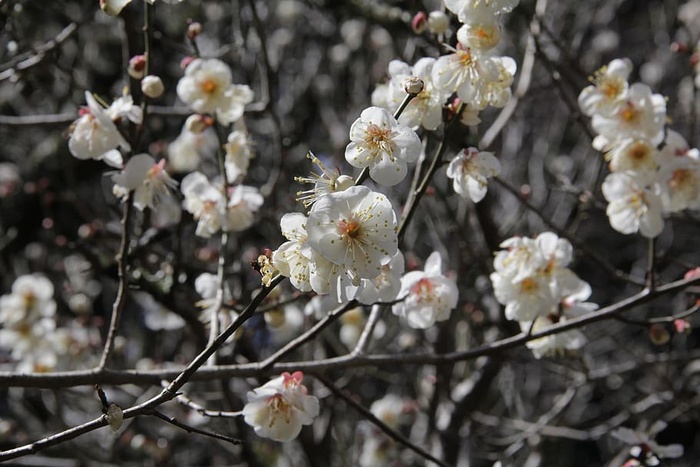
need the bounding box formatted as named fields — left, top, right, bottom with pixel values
left=316, top=375, right=452, bottom=467
left=97, top=194, right=133, bottom=370
left=0, top=22, right=78, bottom=81
left=150, top=409, right=243, bottom=444
left=398, top=104, right=464, bottom=244
left=259, top=300, right=358, bottom=370
left=352, top=303, right=383, bottom=355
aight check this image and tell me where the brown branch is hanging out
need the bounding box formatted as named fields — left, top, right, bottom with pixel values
left=493, top=176, right=645, bottom=286
left=0, top=22, right=78, bottom=81
left=2, top=274, right=698, bottom=390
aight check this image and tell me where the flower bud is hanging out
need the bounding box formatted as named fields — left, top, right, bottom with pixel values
left=141, top=75, right=164, bottom=99
left=106, top=403, right=124, bottom=432
left=404, top=77, right=424, bottom=95
left=180, top=56, right=195, bottom=70
left=674, top=318, right=691, bottom=334
left=333, top=175, right=354, bottom=192
left=427, top=11, right=449, bottom=35
left=187, top=22, right=202, bottom=40
left=128, top=54, right=147, bottom=79
left=649, top=323, right=670, bottom=345
left=411, top=12, right=427, bottom=34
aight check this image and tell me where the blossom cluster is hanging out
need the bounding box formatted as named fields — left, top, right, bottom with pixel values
left=374, top=0, right=518, bottom=129
left=0, top=275, right=88, bottom=372
left=579, top=58, right=700, bottom=237
left=490, top=232, right=596, bottom=357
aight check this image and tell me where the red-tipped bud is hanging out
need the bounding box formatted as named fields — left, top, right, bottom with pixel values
left=412, top=12, right=428, bottom=34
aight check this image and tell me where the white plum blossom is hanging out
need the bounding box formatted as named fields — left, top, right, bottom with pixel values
left=372, top=58, right=447, bottom=131
left=604, top=138, right=660, bottom=174
left=107, top=94, right=143, bottom=125
left=226, top=184, right=264, bottom=232
left=224, top=130, right=254, bottom=183
left=591, top=83, right=666, bottom=151
left=180, top=172, right=263, bottom=236
left=657, top=131, right=700, bottom=212
left=176, top=58, right=254, bottom=126
left=602, top=171, right=664, bottom=238
left=345, top=106, right=421, bottom=186
left=369, top=394, right=407, bottom=430
left=167, top=121, right=218, bottom=173
left=446, top=147, right=501, bottom=202
left=101, top=0, right=185, bottom=16
left=112, top=154, right=178, bottom=211
left=0, top=275, right=73, bottom=373
left=0, top=274, right=56, bottom=324
left=444, top=0, right=520, bottom=22
left=578, top=58, right=633, bottom=117
left=307, top=185, right=398, bottom=283
left=181, top=172, right=227, bottom=237
left=68, top=92, right=130, bottom=167
left=272, top=213, right=314, bottom=292
left=456, top=16, right=503, bottom=51
left=392, top=251, right=459, bottom=329
left=295, top=152, right=355, bottom=210
left=242, top=371, right=320, bottom=442
left=475, top=56, right=517, bottom=109
left=432, top=45, right=516, bottom=112
left=356, top=251, right=405, bottom=305
left=491, top=233, right=593, bottom=324
left=522, top=288, right=596, bottom=358
left=611, top=421, right=684, bottom=464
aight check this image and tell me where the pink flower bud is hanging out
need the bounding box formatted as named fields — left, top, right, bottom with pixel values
left=128, top=54, right=147, bottom=79
left=412, top=12, right=427, bottom=34
left=180, top=56, right=195, bottom=70
left=674, top=318, right=691, bottom=334
left=187, top=22, right=202, bottom=40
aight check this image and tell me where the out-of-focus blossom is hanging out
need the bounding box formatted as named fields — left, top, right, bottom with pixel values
left=224, top=130, right=254, bottom=183
left=176, top=58, right=254, bottom=126
left=68, top=92, right=130, bottom=167
left=112, top=154, right=178, bottom=211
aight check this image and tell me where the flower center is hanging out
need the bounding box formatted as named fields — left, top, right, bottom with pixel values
left=267, top=394, right=293, bottom=426
left=618, top=102, right=641, bottom=124
left=519, top=277, right=539, bottom=293
left=457, top=49, right=473, bottom=67
left=669, top=169, right=692, bottom=190
left=364, top=124, right=392, bottom=151
left=201, top=79, right=218, bottom=94
left=410, top=278, right=434, bottom=301
left=338, top=219, right=362, bottom=239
